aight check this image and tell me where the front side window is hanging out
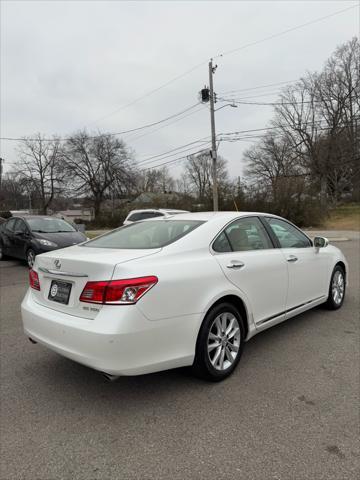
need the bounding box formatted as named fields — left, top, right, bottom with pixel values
left=213, top=217, right=273, bottom=252
left=266, top=217, right=311, bottom=248
left=26, top=217, right=76, bottom=233
left=85, top=220, right=204, bottom=249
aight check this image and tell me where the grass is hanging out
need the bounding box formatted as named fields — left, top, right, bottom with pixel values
left=86, top=230, right=109, bottom=239
left=323, top=203, right=360, bottom=231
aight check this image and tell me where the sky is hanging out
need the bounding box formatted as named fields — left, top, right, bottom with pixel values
left=1, top=0, right=359, bottom=181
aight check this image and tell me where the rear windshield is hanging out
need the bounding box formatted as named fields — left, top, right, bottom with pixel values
left=85, top=220, right=204, bottom=249
left=27, top=217, right=76, bottom=233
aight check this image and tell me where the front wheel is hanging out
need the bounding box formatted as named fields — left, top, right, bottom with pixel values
left=26, top=249, right=36, bottom=269
left=192, top=303, right=245, bottom=382
left=325, top=265, right=346, bottom=310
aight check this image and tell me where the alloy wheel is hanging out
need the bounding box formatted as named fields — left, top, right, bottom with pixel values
left=207, top=312, right=241, bottom=371
left=332, top=270, right=344, bottom=305
left=27, top=250, right=35, bottom=268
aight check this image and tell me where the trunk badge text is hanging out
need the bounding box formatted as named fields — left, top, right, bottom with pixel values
left=54, top=259, right=61, bottom=269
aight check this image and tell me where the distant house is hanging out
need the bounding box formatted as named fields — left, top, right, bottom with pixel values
left=57, top=209, right=94, bottom=222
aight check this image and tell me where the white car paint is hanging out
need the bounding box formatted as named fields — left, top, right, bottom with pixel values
left=21, top=212, right=348, bottom=377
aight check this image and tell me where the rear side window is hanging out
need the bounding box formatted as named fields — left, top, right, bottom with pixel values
left=266, top=218, right=311, bottom=248
left=213, top=217, right=273, bottom=252
left=127, top=212, right=164, bottom=222
left=5, top=218, right=17, bottom=232
left=85, top=220, right=204, bottom=249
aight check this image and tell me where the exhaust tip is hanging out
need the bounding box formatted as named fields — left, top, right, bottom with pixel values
left=101, top=372, right=120, bottom=382
left=28, top=337, right=37, bottom=344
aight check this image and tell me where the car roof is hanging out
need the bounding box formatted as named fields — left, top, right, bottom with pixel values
left=157, top=211, right=279, bottom=222
left=9, top=215, right=70, bottom=222
left=12, top=215, right=58, bottom=220
left=127, top=208, right=188, bottom=214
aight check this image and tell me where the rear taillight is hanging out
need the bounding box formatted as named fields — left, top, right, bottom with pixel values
left=29, top=270, right=40, bottom=291
left=79, top=276, right=158, bottom=305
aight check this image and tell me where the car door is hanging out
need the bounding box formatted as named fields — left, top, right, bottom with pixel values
left=1, top=218, right=17, bottom=256
left=12, top=219, right=30, bottom=259
left=264, top=217, right=328, bottom=311
left=212, top=216, right=288, bottom=326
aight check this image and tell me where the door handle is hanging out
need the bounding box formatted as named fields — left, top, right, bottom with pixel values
left=286, top=255, right=298, bottom=262
left=226, top=261, right=245, bottom=269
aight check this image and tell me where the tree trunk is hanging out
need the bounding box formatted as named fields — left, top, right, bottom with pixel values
left=94, top=197, right=102, bottom=219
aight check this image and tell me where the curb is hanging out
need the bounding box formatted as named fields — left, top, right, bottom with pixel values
left=327, top=238, right=350, bottom=242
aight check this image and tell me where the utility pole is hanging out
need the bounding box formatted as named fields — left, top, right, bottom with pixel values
left=0, top=157, right=3, bottom=190
left=208, top=59, right=218, bottom=211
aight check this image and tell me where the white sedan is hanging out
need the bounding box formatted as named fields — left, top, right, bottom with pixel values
left=21, top=212, right=348, bottom=381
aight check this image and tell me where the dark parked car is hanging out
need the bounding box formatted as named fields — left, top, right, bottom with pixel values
left=0, top=216, right=88, bottom=267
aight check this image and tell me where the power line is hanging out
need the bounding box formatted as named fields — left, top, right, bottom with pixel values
left=0, top=103, right=201, bottom=142
left=139, top=147, right=210, bottom=172
left=217, top=79, right=298, bottom=96
left=1, top=4, right=357, bottom=144
left=135, top=137, right=211, bottom=166
left=137, top=142, right=212, bottom=168
left=218, top=96, right=324, bottom=106
left=89, top=4, right=357, bottom=127
left=213, top=4, right=358, bottom=59
left=127, top=104, right=208, bottom=143
left=218, top=120, right=359, bottom=142
left=85, top=62, right=208, bottom=127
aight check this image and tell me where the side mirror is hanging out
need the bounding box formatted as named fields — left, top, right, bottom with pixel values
left=314, top=236, right=329, bottom=249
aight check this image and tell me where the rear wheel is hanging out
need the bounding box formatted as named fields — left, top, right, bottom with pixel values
left=192, top=303, right=245, bottom=381
left=325, top=265, right=346, bottom=310
left=0, top=243, right=5, bottom=260
left=26, top=249, right=36, bottom=269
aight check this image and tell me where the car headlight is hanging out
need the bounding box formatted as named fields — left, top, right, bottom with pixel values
left=38, top=239, right=58, bottom=247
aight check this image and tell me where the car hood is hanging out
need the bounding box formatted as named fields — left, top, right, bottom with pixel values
left=33, top=231, right=87, bottom=247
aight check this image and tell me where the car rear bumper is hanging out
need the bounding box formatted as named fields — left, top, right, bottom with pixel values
left=21, top=290, right=199, bottom=376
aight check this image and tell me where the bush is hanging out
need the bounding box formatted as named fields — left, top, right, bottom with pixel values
left=85, top=211, right=127, bottom=230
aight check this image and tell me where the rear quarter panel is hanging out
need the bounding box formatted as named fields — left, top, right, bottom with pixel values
left=111, top=248, right=252, bottom=323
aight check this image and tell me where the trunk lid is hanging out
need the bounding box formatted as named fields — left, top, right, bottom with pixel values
left=32, top=245, right=161, bottom=319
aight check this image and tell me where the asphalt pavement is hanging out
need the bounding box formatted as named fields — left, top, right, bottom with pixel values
left=0, top=235, right=359, bottom=480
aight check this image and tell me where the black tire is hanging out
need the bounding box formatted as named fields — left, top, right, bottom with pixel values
left=26, top=248, right=36, bottom=269
left=192, top=302, right=245, bottom=382
left=0, top=243, right=6, bottom=261
left=325, top=264, right=346, bottom=310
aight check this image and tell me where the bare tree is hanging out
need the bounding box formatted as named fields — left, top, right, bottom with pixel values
left=244, top=132, right=309, bottom=217
left=136, top=167, right=175, bottom=194
left=15, top=134, right=64, bottom=214
left=64, top=131, right=135, bottom=218
left=274, top=37, right=360, bottom=204
left=183, top=152, right=229, bottom=205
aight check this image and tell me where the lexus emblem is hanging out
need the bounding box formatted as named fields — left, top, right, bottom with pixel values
left=54, top=259, right=61, bottom=269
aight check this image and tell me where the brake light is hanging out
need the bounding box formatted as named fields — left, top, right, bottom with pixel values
left=29, top=270, right=40, bottom=291
left=79, top=276, right=158, bottom=305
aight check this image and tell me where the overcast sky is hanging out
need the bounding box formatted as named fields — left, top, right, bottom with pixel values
left=1, top=0, right=359, bottom=179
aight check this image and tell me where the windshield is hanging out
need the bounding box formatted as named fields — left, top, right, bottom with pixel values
left=85, top=220, right=204, bottom=249
left=27, top=217, right=76, bottom=233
